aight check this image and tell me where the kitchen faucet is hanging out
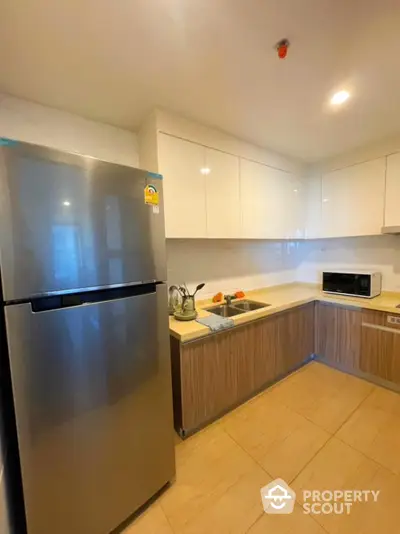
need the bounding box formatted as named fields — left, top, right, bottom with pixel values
left=225, top=295, right=233, bottom=306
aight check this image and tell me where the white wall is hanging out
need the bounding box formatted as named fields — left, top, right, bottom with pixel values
left=167, top=239, right=303, bottom=299
left=296, top=236, right=400, bottom=292
left=0, top=94, right=139, bottom=166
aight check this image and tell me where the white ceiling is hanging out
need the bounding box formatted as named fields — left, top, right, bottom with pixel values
left=1, top=0, right=400, bottom=162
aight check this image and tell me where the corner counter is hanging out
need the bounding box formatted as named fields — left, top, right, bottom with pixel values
left=169, top=283, right=400, bottom=343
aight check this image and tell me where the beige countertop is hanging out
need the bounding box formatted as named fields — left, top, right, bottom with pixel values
left=169, top=283, right=400, bottom=343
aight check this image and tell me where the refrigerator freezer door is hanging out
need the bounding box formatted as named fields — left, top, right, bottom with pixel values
left=0, top=141, right=167, bottom=301
left=5, top=284, right=175, bottom=534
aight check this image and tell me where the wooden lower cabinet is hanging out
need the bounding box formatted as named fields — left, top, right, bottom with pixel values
left=315, top=302, right=361, bottom=371
left=360, top=310, right=400, bottom=385
left=170, top=303, right=314, bottom=436
left=276, top=303, right=315, bottom=375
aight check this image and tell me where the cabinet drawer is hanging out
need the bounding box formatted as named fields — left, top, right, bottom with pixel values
left=362, top=309, right=400, bottom=330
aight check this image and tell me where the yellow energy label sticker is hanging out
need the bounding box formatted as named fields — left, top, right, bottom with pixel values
left=144, top=184, right=159, bottom=206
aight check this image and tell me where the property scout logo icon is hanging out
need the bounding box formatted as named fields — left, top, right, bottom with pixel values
left=260, top=479, right=296, bottom=514
left=261, top=478, right=380, bottom=516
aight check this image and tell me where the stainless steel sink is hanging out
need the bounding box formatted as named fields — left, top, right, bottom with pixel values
left=205, top=299, right=270, bottom=317
left=231, top=300, right=270, bottom=312
left=204, top=304, right=244, bottom=318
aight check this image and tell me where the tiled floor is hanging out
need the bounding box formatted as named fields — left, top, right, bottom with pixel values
left=123, top=362, right=400, bottom=534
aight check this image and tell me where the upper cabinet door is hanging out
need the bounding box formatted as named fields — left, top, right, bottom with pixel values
left=385, top=153, right=400, bottom=227
left=285, top=174, right=306, bottom=239
left=304, top=175, right=322, bottom=239
left=321, top=158, right=386, bottom=238
left=157, top=133, right=207, bottom=238
left=205, top=148, right=241, bottom=238
left=240, top=159, right=304, bottom=239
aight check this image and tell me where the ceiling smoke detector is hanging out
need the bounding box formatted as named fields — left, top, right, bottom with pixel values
left=275, top=39, right=290, bottom=59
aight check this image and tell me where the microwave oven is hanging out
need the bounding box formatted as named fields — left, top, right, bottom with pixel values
left=322, top=271, right=382, bottom=298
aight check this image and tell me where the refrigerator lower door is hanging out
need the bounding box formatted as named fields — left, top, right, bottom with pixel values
left=4, top=284, right=175, bottom=534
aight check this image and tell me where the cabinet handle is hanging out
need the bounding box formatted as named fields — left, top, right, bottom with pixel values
left=362, top=322, right=400, bottom=335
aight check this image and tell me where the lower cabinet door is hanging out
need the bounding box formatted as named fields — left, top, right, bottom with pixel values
left=178, top=317, right=277, bottom=433
left=315, top=302, right=337, bottom=363
left=316, top=303, right=361, bottom=371
left=176, top=304, right=315, bottom=435
left=179, top=333, right=237, bottom=432
left=275, top=304, right=315, bottom=376
left=360, top=310, right=400, bottom=385
left=252, top=315, right=280, bottom=390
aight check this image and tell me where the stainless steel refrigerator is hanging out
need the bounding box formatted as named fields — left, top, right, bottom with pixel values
left=0, top=140, right=175, bottom=534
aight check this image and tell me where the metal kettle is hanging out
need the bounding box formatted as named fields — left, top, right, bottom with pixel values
left=168, top=286, right=181, bottom=315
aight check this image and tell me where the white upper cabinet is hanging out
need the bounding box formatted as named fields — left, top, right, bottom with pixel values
left=321, top=158, right=386, bottom=238
left=204, top=148, right=241, bottom=238
left=304, top=175, right=322, bottom=239
left=285, top=174, right=306, bottom=239
left=385, top=153, right=400, bottom=228
left=157, top=131, right=305, bottom=240
left=240, top=159, right=305, bottom=239
left=158, top=133, right=207, bottom=238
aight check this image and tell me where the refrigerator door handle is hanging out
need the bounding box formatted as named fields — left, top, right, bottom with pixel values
left=30, top=282, right=159, bottom=312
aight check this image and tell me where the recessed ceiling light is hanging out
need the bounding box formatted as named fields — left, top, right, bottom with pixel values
left=62, top=200, right=71, bottom=206
left=330, top=90, right=350, bottom=106
left=200, top=167, right=211, bottom=175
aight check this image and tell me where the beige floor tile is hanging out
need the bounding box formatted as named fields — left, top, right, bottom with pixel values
left=122, top=503, right=173, bottom=534
left=267, top=362, right=374, bottom=433
left=260, top=419, right=330, bottom=483
left=221, top=391, right=330, bottom=482
left=160, top=424, right=266, bottom=533
left=292, top=437, right=380, bottom=497
left=337, top=387, right=400, bottom=474
left=310, top=465, right=400, bottom=534
left=124, top=367, right=400, bottom=534
left=291, top=437, right=400, bottom=534
left=174, top=432, right=183, bottom=446
left=178, top=466, right=269, bottom=534
left=362, top=466, right=400, bottom=533
left=362, top=385, right=400, bottom=415
left=247, top=504, right=326, bottom=534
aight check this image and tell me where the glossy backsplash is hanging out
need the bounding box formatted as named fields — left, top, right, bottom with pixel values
left=297, top=235, right=400, bottom=292
left=167, top=235, right=400, bottom=298
left=166, top=239, right=303, bottom=299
